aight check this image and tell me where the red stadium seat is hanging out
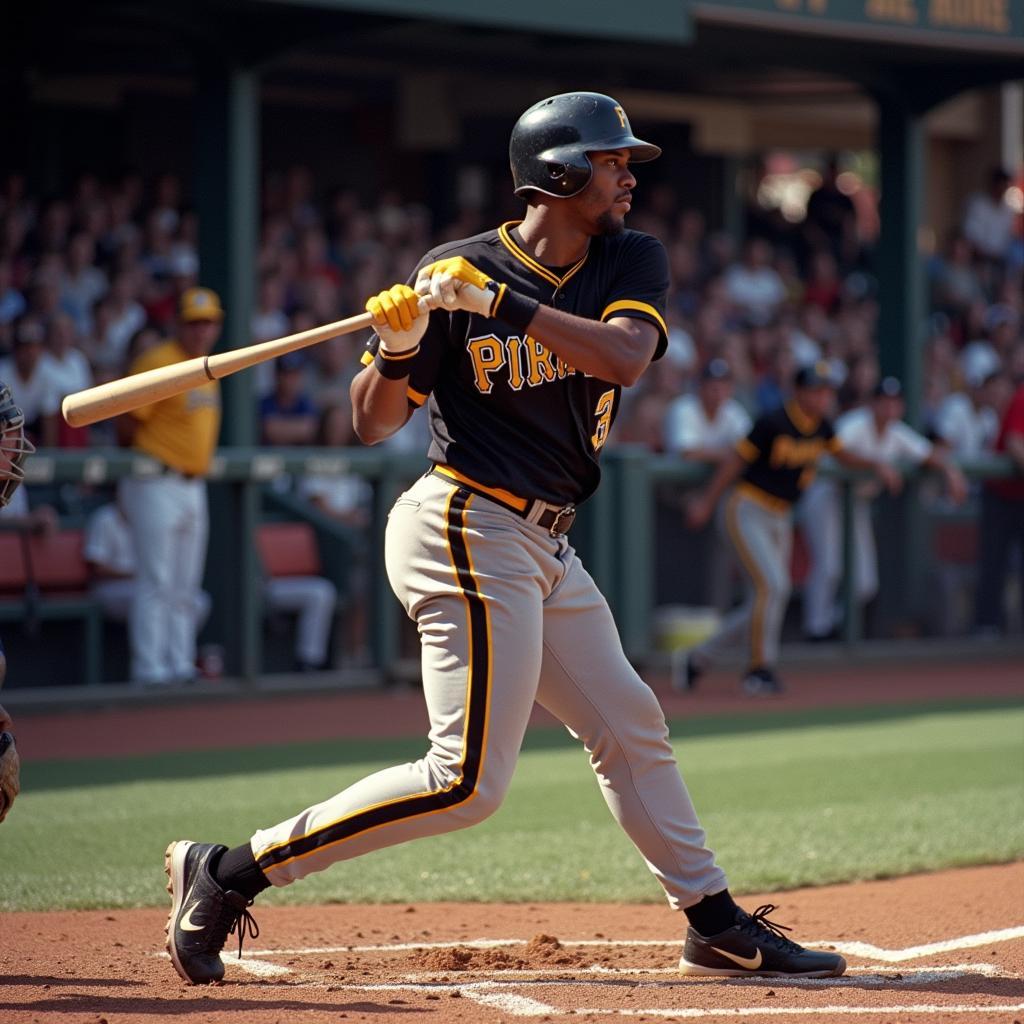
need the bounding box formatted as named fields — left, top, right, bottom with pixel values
left=256, top=522, right=322, bottom=578
left=24, top=529, right=90, bottom=593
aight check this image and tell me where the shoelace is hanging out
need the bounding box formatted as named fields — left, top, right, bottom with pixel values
left=738, top=904, right=802, bottom=953
left=204, top=896, right=260, bottom=961
left=228, top=906, right=260, bottom=960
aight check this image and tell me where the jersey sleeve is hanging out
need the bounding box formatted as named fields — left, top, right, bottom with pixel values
left=359, top=251, right=449, bottom=408
left=599, top=233, right=670, bottom=361
left=891, top=422, right=933, bottom=464
left=736, top=415, right=773, bottom=462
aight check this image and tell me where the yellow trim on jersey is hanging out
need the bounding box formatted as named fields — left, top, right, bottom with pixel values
left=432, top=464, right=528, bottom=512
left=407, top=386, right=428, bottom=407
left=785, top=400, right=819, bottom=437
left=498, top=221, right=588, bottom=290
left=600, top=300, right=668, bottom=337
left=736, top=437, right=759, bottom=463
left=735, top=481, right=792, bottom=514
left=725, top=490, right=767, bottom=668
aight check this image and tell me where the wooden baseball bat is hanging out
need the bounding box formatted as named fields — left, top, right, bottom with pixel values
left=61, top=310, right=375, bottom=428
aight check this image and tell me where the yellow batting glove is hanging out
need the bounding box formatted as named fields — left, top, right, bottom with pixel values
left=415, top=257, right=504, bottom=318
left=365, top=284, right=430, bottom=353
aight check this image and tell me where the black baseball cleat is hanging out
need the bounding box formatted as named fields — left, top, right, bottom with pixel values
left=741, top=667, right=785, bottom=697
left=164, top=840, right=259, bottom=984
left=679, top=904, right=846, bottom=978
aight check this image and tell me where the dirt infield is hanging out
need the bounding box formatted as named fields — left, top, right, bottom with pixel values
left=5, top=657, right=1022, bottom=1021
left=3, top=863, right=1022, bottom=1022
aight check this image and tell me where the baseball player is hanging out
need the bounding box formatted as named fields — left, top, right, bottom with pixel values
left=117, top=288, right=223, bottom=686
left=164, top=93, right=846, bottom=984
left=801, top=377, right=967, bottom=641
left=0, top=381, right=35, bottom=821
left=682, top=362, right=902, bottom=695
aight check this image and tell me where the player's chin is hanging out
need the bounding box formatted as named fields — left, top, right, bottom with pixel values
left=595, top=210, right=627, bottom=236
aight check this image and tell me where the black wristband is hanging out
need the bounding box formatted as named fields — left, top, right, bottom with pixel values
left=373, top=344, right=419, bottom=380
left=494, top=287, right=539, bottom=332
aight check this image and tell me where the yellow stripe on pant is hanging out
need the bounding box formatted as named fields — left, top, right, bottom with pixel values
left=724, top=490, right=768, bottom=668
left=254, top=487, right=492, bottom=877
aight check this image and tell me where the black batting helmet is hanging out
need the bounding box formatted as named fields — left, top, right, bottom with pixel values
left=510, top=92, right=661, bottom=199
left=0, top=382, right=34, bottom=509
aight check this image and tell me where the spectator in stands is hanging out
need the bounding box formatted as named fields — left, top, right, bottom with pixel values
left=804, top=156, right=858, bottom=271
left=83, top=500, right=212, bottom=630
left=930, top=231, right=986, bottom=327
left=974, top=380, right=1024, bottom=635
left=94, top=270, right=147, bottom=372
left=60, top=232, right=108, bottom=335
left=802, top=249, right=842, bottom=314
left=664, top=358, right=752, bottom=462
left=934, top=369, right=1003, bottom=459
left=0, top=317, right=59, bottom=446
left=43, top=312, right=93, bottom=446
left=962, top=168, right=1015, bottom=283
left=754, top=339, right=798, bottom=414
left=801, top=377, right=967, bottom=642
left=117, top=287, right=222, bottom=686
left=0, top=258, right=26, bottom=329
left=260, top=352, right=318, bottom=446
left=723, top=238, right=786, bottom=324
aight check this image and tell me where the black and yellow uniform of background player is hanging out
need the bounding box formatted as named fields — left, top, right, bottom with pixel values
left=362, top=221, right=668, bottom=507
left=735, top=400, right=843, bottom=512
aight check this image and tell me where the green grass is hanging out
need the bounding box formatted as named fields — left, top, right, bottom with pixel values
left=3, top=700, right=1022, bottom=911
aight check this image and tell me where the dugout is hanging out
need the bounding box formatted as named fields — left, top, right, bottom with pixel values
left=2, top=1, right=1022, bottom=683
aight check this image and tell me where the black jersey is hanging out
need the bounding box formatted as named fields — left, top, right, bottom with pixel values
left=363, top=221, right=668, bottom=506
left=735, top=401, right=842, bottom=507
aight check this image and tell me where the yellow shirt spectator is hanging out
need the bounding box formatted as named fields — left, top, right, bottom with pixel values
left=130, top=339, right=221, bottom=476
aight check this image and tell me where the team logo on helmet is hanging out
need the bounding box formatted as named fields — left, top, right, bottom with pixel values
left=509, top=92, right=661, bottom=199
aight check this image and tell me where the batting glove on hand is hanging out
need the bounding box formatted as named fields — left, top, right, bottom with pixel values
left=415, top=257, right=503, bottom=318
left=365, top=284, right=433, bottom=353
left=0, top=731, right=20, bottom=823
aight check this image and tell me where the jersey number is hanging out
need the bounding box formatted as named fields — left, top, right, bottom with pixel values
left=591, top=389, right=615, bottom=451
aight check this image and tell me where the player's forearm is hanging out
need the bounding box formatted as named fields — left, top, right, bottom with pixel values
left=833, top=447, right=878, bottom=472
left=526, top=306, right=657, bottom=387
left=350, top=365, right=412, bottom=446
left=702, top=451, right=746, bottom=506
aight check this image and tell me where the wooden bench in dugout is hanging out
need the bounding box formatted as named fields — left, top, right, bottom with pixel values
left=0, top=529, right=103, bottom=686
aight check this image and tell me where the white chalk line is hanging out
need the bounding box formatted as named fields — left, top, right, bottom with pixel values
left=238, top=924, right=1024, bottom=963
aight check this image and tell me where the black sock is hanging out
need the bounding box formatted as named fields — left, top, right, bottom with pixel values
left=684, top=889, right=740, bottom=937
left=213, top=843, right=272, bottom=901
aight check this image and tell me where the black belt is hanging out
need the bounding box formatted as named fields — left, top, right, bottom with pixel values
left=157, top=463, right=200, bottom=481
left=429, top=467, right=576, bottom=537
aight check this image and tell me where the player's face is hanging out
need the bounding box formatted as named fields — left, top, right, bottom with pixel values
left=577, top=150, right=636, bottom=236
left=180, top=318, right=222, bottom=357
left=797, top=385, right=835, bottom=420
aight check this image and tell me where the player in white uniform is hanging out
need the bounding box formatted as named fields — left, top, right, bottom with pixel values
left=801, top=377, right=967, bottom=641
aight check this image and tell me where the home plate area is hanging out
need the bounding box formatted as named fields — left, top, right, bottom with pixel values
left=219, top=925, right=1024, bottom=1021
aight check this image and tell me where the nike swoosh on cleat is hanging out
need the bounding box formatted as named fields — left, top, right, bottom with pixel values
left=179, top=903, right=207, bottom=932
left=710, top=946, right=763, bottom=970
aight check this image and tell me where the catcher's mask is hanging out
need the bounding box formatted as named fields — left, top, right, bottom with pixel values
left=0, top=382, right=34, bottom=508
left=509, top=91, right=661, bottom=199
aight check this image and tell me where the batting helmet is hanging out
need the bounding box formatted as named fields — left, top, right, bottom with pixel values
left=510, top=92, right=661, bottom=199
left=0, top=382, right=34, bottom=509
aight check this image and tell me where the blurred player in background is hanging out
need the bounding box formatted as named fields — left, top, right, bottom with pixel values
left=801, top=377, right=967, bottom=642
left=683, top=362, right=901, bottom=695
left=116, top=288, right=222, bottom=686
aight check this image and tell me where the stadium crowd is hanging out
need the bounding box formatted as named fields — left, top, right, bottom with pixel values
left=0, top=157, right=1021, bottom=660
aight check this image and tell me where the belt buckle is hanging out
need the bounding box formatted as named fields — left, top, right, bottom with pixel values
left=549, top=504, right=576, bottom=537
